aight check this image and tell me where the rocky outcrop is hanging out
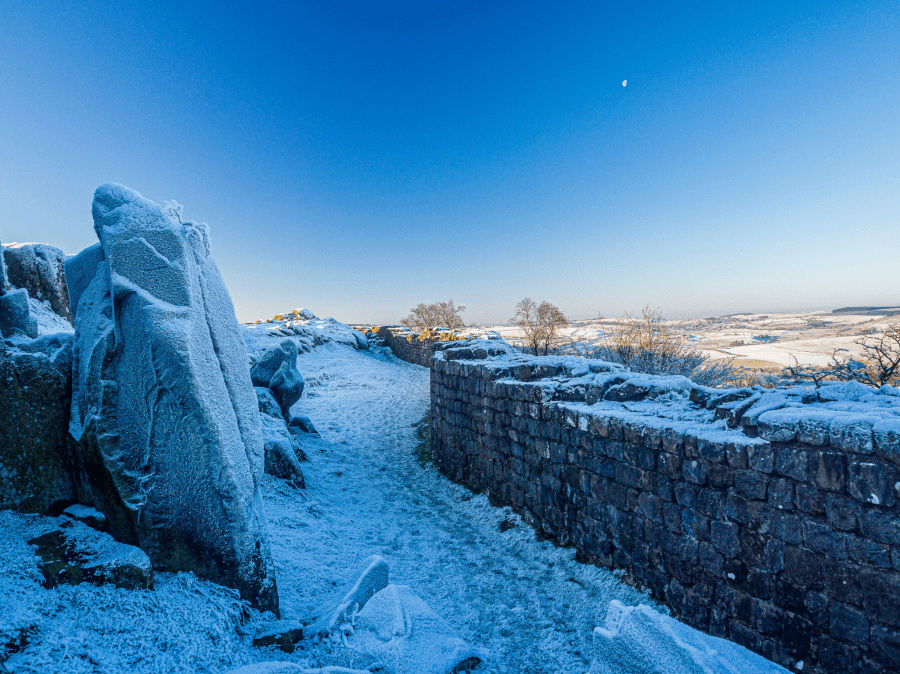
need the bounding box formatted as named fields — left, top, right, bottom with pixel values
left=257, top=388, right=306, bottom=488
left=68, top=183, right=278, bottom=613
left=3, top=243, right=72, bottom=322
left=251, top=340, right=305, bottom=418
left=0, top=342, right=75, bottom=513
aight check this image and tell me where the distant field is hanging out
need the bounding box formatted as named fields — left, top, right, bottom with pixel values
left=474, top=309, right=898, bottom=370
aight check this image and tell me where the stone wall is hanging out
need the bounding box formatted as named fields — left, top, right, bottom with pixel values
left=376, top=326, right=442, bottom=366
left=430, top=341, right=900, bottom=674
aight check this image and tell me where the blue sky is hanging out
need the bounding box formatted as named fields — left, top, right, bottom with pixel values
left=2, top=0, right=898, bottom=324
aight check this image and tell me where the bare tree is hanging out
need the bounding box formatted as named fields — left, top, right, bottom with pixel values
left=400, top=300, right=466, bottom=332
left=511, top=298, right=569, bottom=355
left=592, top=306, right=744, bottom=387
left=857, top=324, right=900, bottom=386
left=786, top=322, right=900, bottom=388
left=433, top=300, right=467, bottom=329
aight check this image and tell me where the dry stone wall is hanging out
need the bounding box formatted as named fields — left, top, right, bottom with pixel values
left=376, top=326, right=443, bottom=366
left=430, top=341, right=900, bottom=674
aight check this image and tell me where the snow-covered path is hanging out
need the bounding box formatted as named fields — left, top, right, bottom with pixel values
left=264, top=343, right=655, bottom=673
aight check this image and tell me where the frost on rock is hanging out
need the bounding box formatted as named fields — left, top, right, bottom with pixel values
left=591, top=601, right=789, bottom=674
left=29, top=519, right=153, bottom=591
left=62, top=503, right=107, bottom=531
left=0, top=288, right=38, bottom=338
left=68, top=183, right=279, bottom=613
left=341, top=584, right=483, bottom=674
left=304, top=555, right=390, bottom=637
left=2, top=242, right=72, bottom=322
left=26, top=295, right=74, bottom=335
left=257, top=387, right=306, bottom=488
left=228, top=665, right=368, bottom=674
left=252, top=339, right=305, bottom=418
left=64, top=242, right=104, bottom=320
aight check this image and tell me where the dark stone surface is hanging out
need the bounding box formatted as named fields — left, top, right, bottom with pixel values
left=0, top=345, right=75, bottom=513
left=29, top=520, right=153, bottom=590
left=429, top=352, right=900, bottom=674
left=0, top=288, right=38, bottom=338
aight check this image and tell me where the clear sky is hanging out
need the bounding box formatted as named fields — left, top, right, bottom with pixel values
left=2, top=1, right=898, bottom=325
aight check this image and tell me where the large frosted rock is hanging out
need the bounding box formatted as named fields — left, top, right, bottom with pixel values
left=0, top=344, right=75, bottom=513
left=69, top=183, right=278, bottom=613
left=592, top=601, right=788, bottom=674
left=346, top=584, right=482, bottom=674
left=3, top=243, right=72, bottom=321
left=251, top=340, right=304, bottom=417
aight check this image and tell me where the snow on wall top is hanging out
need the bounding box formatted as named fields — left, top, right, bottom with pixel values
left=436, top=339, right=900, bottom=454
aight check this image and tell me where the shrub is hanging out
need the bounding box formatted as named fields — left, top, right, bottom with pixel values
left=587, top=307, right=745, bottom=387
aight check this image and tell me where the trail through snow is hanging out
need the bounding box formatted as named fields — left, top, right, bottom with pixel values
left=1, top=339, right=787, bottom=673
left=265, top=343, right=655, bottom=673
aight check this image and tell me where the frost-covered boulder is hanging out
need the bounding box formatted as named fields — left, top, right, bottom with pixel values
left=251, top=339, right=305, bottom=418
left=345, top=584, right=482, bottom=674
left=68, top=183, right=279, bottom=613
left=591, top=601, right=788, bottom=674
left=29, top=519, right=152, bottom=590
left=0, top=345, right=75, bottom=513
left=304, top=555, right=390, bottom=637
left=3, top=243, right=72, bottom=322
left=0, top=288, right=38, bottom=338
left=257, top=388, right=306, bottom=488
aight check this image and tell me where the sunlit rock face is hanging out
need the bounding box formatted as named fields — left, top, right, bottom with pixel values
left=68, top=183, right=278, bottom=613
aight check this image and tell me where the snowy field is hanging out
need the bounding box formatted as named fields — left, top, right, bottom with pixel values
left=476, top=309, right=899, bottom=370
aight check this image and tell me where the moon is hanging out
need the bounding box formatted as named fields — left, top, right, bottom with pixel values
left=622, top=80, right=627, bottom=87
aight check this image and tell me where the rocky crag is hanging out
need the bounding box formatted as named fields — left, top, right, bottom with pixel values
left=63, top=183, right=279, bottom=612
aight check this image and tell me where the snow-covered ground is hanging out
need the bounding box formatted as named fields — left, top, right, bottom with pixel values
left=2, top=338, right=651, bottom=673
left=2, top=323, right=787, bottom=673
left=473, top=309, right=899, bottom=370
left=267, top=341, right=656, bottom=673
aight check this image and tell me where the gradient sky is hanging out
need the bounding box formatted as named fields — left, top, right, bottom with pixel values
left=2, top=1, right=898, bottom=325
